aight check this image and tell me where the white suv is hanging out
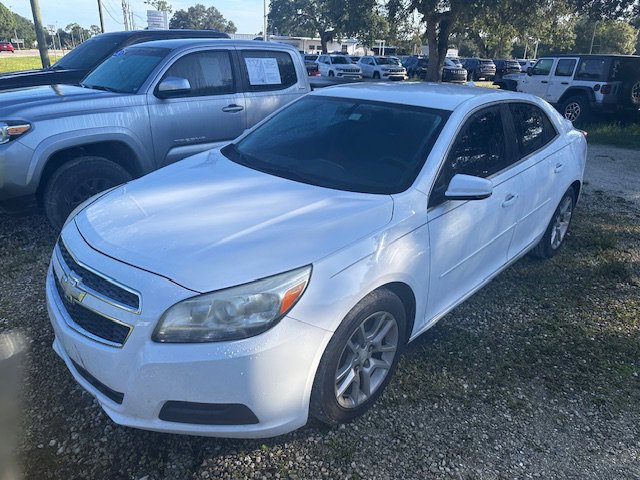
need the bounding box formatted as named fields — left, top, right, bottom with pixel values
left=316, top=54, right=362, bottom=79
left=358, top=56, right=406, bottom=80
left=497, top=55, right=640, bottom=124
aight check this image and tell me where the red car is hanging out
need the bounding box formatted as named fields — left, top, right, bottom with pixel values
left=0, top=42, right=15, bottom=53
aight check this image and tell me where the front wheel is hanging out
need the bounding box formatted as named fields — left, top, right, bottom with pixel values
left=531, top=188, right=575, bottom=259
left=43, top=156, right=132, bottom=230
left=328, top=70, right=335, bottom=77
left=310, top=289, right=406, bottom=425
left=373, top=71, right=380, bottom=80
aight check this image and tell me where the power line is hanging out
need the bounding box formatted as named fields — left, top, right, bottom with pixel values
left=102, top=1, right=123, bottom=24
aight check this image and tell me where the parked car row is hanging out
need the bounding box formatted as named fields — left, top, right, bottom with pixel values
left=402, top=56, right=467, bottom=82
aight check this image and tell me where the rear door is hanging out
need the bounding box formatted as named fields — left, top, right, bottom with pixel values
left=546, top=58, right=579, bottom=103
left=148, top=47, right=246, bottom=167
left=520, top=58, right=555, bottom=98
left=237, top=47, right=308, bottom=130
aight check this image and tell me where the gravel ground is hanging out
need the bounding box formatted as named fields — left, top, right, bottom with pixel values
left=0, top=144, right=639, bottom=480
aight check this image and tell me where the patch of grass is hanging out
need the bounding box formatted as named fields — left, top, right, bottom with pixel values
left=0, top=56, right=57, bottom=73
left=586, top=121, right=640, bottom=150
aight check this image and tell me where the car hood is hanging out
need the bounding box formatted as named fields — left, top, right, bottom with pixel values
left=503, top=73, right=526, bottom=80
left=75, top=150, right=394, bottom=293
left=0, top=84, right=119, bottom=116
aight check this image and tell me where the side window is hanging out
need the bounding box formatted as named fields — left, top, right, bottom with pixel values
left=430, top=107, right=506, bottom=206
left=554, top=59, right=576, bottom=77
left=509, top=103, right=557, bottom=158
left=240, top=50, right=298, bottom=92
left=161, top=50, right=234, bottom=97
left=574, top=57, right=609, bottom=80
left=531, top=59, right=554, bottom=76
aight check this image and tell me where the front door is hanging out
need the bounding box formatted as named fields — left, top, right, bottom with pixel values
left=426, top=105, right=523, bottom=320
left=148, top=48, right=246, bottom=167
left=520, top=58, right=555, bottom=99
left=546, top=58, right=579, bottom=104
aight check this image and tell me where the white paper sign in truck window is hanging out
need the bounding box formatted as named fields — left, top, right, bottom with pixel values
left=244, top=57, right=282, bottom=85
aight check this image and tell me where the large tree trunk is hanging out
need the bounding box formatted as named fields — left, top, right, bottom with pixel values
left=425, top=12, right=455, bottom=82
left=320, top=31, right=333, bottom=53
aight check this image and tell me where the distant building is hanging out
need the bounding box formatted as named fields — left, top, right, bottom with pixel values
left=228, top=34, right=362, bottom=54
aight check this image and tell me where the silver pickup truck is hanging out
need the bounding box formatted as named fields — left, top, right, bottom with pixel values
left=0, top=39, right=310, bottom=228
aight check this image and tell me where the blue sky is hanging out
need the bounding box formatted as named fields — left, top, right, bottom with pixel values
left=11, top=0, right=265, bottom=35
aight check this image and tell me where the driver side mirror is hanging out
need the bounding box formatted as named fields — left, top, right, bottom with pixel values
left=526, top=67, right=533, bottom=76
left=445, top=174, right=493, bottom=201
left=156, top=76, right=191, bottom=98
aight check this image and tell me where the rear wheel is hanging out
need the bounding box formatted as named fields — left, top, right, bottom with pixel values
left=531, top=188, right=575, bottom=259
left=561, top=95, right=590, bottom=125
left=43, top=156, right=132, bottom=230
left=328, top=70, right=335, bottom=77
left=310, top=289, right=406, bottom=425
left=373, top=71, right=381, bottom=80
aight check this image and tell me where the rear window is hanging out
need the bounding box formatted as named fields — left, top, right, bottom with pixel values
left=609, top=57, right=640, bottom=81
left=574, top=57, right=611, bottom=81
left=509, top=103, right=557, bottom=158
left=223, top=96, right=450, bottom=195
left=240, top=50, right=297, bottom=92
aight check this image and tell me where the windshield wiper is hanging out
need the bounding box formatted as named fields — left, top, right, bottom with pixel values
left=79, top=83, right=121, bottom=93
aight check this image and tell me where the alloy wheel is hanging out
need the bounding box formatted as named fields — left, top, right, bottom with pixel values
left=564, top=102, right=581, bottom=122
left=550, top=195, right=573, bottom=250
left=334, top=311, right=399, bottom=409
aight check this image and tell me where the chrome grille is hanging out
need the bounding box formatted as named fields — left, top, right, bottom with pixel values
left=58, top=242, right=140, bottom=311
left=54, top=274, right=132, bottom=346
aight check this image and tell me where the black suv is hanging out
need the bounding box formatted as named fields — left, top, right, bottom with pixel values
left=492, top=59, right=521, bottom=79
left=0, top=29, right=230, bottom=90
left=402, top=56, right=467, bottom=82
left=462, top=58, right=496, bottom=81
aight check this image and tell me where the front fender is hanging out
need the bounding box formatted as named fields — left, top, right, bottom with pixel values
left=26, top=127, right=153, bottom=187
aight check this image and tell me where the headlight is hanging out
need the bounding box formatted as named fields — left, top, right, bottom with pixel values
left=0, top=121, right=31, bottom=144
left=153, top=265, right=312, bottom=343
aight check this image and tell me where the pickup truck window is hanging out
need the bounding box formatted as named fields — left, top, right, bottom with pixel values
left=162, top=51, right=234, bottom=97
left=81, top=46, right=169, bottom=94
left=240, top=50, right=297, bottom=92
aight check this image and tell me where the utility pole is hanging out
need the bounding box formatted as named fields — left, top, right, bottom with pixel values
left=263, top=0, right=267, bottom=40
left=97, top=0, right=105, bottom=33
left=29, top=0, right=50, bottom=68
left=122, top=0, right=129, bottom=30
left=589, top=20, right=598, bottom=54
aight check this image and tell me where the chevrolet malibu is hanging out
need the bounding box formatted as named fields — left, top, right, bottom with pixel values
left=46, top=83, right=587, bottom=438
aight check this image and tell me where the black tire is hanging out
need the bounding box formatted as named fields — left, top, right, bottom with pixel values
left=310, top=289, right=407, bottom=425
left=43, top=156, right=132, bottom=230
left=328, top=70, right=334, bottom=77
left=560, top=95, right=591, bottom=125
left=373, top=71, right=381, bottom=80
left=531, top=188, right=576, bottom=259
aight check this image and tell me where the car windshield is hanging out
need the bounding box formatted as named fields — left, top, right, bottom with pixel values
left=305, top=55, right=318, bottom=61
left=222, top=96, right=450, bottom=195
left=80, top=46, right=169, bottom=94
left=331, top=56, right=352, bottom=64
left=444, top=58, right=457, bottom=67
left=52, top=35, right=124, bottom=70
left=481, top=60, right=494, bottom=65
left=377, top=57, right=399, bottom=65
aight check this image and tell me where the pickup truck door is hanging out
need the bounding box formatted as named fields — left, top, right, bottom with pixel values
left=520, top=58, right=555, bottom=99
left=236, top=48, right=310, bottom=130
left=148, top=47, right=246, bottom=167
left=546, top=58, right=579, bottom=104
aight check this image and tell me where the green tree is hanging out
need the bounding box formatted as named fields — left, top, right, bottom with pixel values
left=169, top=4, right=237, bottom=33
left=268, top=0, right=338, bottom=52
left=0, top=2, right=37, bottom=48
left=574, top=17, right=638, bottom=53
left=145, top=0, right=173, bottom=13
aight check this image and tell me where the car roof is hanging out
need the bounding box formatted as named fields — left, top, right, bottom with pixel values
left=540, top=53, right=640, bottom=59
left=94, top=29, right=230, bottom=41
left=311, top=82, right=509, bottom=111
left=125, top=38, right=296, bottom=51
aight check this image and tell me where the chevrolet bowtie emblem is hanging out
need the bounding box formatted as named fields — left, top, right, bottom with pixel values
left=60, top=272, right=86, bottom=304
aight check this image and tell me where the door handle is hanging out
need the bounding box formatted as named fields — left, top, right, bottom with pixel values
left=561, top=81, right=569, bottom=85
left=541, top=80, right=548, bottom=84
left=222, top=104, right=244, bottom=113
left=554, top=163, right=565, bottom=173
left=501, top=194, right=518, bottom=208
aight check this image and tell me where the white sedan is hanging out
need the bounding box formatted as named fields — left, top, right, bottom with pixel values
left=46, top=83, right=586, bottom=438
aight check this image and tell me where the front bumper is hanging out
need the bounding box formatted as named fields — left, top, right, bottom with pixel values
left=46, top=227, right=332, bottom=438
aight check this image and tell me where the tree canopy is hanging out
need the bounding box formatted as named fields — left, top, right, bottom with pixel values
left=169, top=4, right=237, bottom=33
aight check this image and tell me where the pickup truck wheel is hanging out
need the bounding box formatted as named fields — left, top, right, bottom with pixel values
left=328, top=70, right=335, bottom=77
left=310, top=289, right=406, bottom=425
left=561, top=95, right=590, bottom=125
left=44, top=156, right=131, bottom=230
